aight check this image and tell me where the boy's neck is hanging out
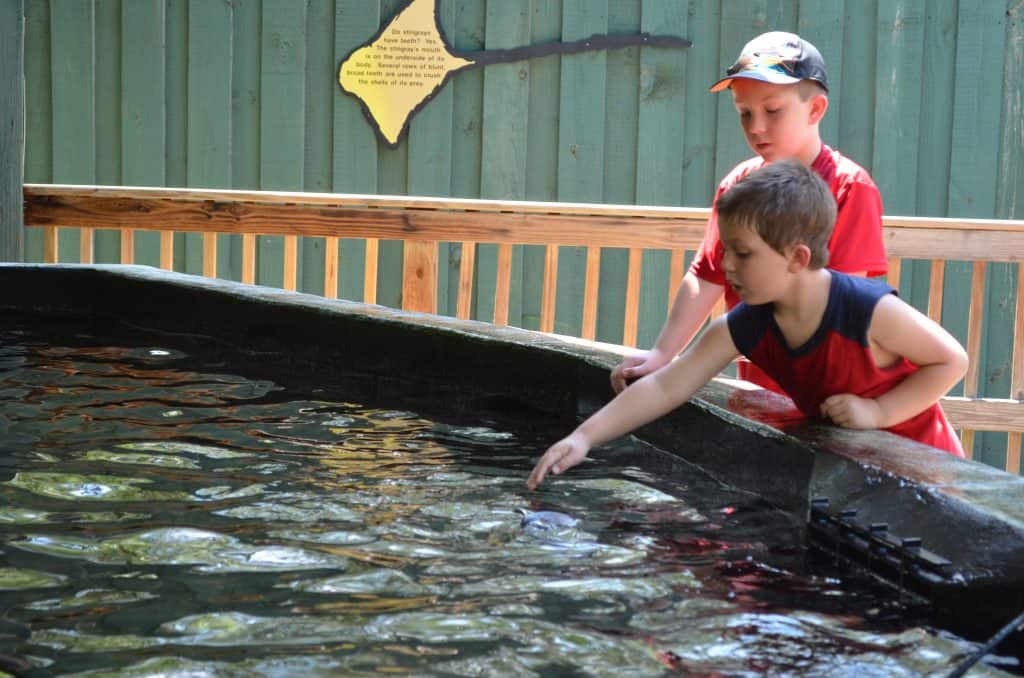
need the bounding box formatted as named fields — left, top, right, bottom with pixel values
left=797, top=139, right=823, bottom=167
left=771, top=268, right=832, bottom=328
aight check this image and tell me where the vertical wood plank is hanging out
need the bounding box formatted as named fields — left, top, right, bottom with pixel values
left=456, top=241, right=476, bottom=320
left=43, top=227, right=57, bottom=262
left=401, top=242, right=438, bottom=313
left=623, top=248, right=644, bottom=347
left=997, top=1, right=1023, bottom=228
left=479, top=0, right=531, bottom=326
left=404, top=0, right=456, bottom=314
left=165, top=0, right=187, bottom=192
left=122, top=0, right=165, bottom=267
left=540, top=244, right=560, bottom=334
left=1000, top=0, right=1023, bottom=474
left=1014, top=263, right=1024, bottom=402
left=448, top=2, right=485, bottom=316
left=668, top=249, right=685, bottom=314
left=159, top=231, right=173, bottom=270
left=260, top=0, right=306, bottom=288
left=636, top=0, right=685, bottom=348
left=232, top=0, right=261, bottom=194
left=556, top=0, right=607, bottom=337
left=960, top=260, right=988, bottom=458
left=374, top=0, right=406, bottom=310
left=301, top=0, right=334, bottom=296
left=916, top=0, right=956, bottom=217
left=242, top=233, right=256, bottom=284
left=166, top=0, right=187, bottom=269
left=681, top=0, right=719, bottom=210
left=1008, top=434, right=1022, bottom=476
left=203, top=233, right=217, bottom=278
left=334, top=0, right=379, bottom=301
left=50, top=0, right=94, bottom=262
left=837, top=0, right=877, bottom=171
left=363, top=238, right=379, bottom=305
left=886, top=256, right=901, bottom=289
left=0, top=0, right=25, bottom=262
left=927, top=260, right=945, bottom=322
left=581, top=246, right=601, bottom=340
left=681, top=0, right=721, bottom=352
left=23, top=0, right=50, bottom=262
left=79, top=228, right=94, bottom=264
left=323, top=236, right=339, bottom=299
left=94, top=0, right=121, bottom=264
left=921, top=0, right=969, bottom=410
left=120, top=229, right=134, bottom=264
left=283, top=235, right=297, bottom=290
left=949, top=1, right=1007, bottom=465
left=231, top=0, right=262, bottom=282
left=1008, top=261, right=1023, bottom=473
left=874, top=1, right=926, bottom=309
left=521, top=0, right=564, bottom=331
left=713, top=0, right=768, bottom=184
left=584, top=0, right=633, bottom=343
left=797, top=0, right=845, bottom=147
left=493, top=243, right=513, bottom=326
left=964, top=262, right=986, bottom=396
left=188, top=0, right=233, bottom=278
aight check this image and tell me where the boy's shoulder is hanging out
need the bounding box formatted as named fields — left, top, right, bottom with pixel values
left=718, top=146, right=878, bottom=190
left=813, top=145, right=878, bottom=189
left=718, top=156, right=767, bottom=192
left=829, top=272, right=896, bottom=328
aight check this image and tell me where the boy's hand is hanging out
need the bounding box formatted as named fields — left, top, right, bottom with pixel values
left=526, top=434, right=590, bottom=490
left=819, top=393, right=884, bottom=429
left=610, top=349, right=668, bottom=393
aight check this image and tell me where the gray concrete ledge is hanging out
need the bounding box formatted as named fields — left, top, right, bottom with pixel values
left=2, top=263, right=1023, bottom=643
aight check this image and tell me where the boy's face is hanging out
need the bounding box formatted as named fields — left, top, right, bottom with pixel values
left=730, top=79, right=824, bottom=165
left=720, top=223, right=795, bottom=305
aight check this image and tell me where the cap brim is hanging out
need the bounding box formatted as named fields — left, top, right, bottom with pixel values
left=708, top=70, right=803, bottom=93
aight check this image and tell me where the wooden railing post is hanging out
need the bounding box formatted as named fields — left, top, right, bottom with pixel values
left=402, top=240, right=437, bottom=313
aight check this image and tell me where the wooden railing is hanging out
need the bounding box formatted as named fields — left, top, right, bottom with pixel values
left=22, top=184, right=1024, bottom=473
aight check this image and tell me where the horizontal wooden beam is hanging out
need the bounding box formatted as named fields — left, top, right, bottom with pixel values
left=24, top=183, right=713, bottom=218
left=25, top=184, right=1024, bottom=261
left=23, top=184, right=708, bottom=250
left=884, top=228, right=1024, bottom=263
left=942, top=396, right=1024, bottom=433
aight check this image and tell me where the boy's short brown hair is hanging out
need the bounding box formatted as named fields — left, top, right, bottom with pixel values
left=715, top=160, right=836, bottom=269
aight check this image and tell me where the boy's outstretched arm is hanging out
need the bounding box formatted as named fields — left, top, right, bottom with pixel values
left=529, top=317, right=738, bottom=489
left=610, top=273, right=725, bottom=392
left=819, top=295, right=968, bottom=429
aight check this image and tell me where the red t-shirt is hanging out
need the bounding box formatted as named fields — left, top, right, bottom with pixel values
left=690, top=145, right=888, bottom=390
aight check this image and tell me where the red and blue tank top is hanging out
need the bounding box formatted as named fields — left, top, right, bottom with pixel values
left=726, top=272, right=964, bottom=457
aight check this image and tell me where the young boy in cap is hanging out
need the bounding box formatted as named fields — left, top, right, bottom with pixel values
left=528, top=161, right=965, bottom=490
left=611, top=31, right=887, bottom=394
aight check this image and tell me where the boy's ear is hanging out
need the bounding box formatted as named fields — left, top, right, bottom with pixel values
left=808, top=94, right=828, bottom=125
left=788, top=243, right=813, bottom=271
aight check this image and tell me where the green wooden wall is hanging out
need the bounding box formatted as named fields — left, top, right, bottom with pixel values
left=19, top=0, right=1024, bottom=468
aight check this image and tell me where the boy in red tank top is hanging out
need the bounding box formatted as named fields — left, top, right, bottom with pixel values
left=528, top=161, right=966, bottom=489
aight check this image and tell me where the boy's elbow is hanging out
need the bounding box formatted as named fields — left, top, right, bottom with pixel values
left=950, top=345, right=969, bottom=380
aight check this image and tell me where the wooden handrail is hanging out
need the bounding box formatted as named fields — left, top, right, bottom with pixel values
left=22, top=183, right=1024, bottom=472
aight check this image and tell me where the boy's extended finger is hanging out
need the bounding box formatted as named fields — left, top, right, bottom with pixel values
left=526, top=455, right=555, bottom=489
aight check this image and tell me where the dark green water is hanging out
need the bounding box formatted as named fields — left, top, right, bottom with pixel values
left=0, top=319, right=1015, bottom=676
